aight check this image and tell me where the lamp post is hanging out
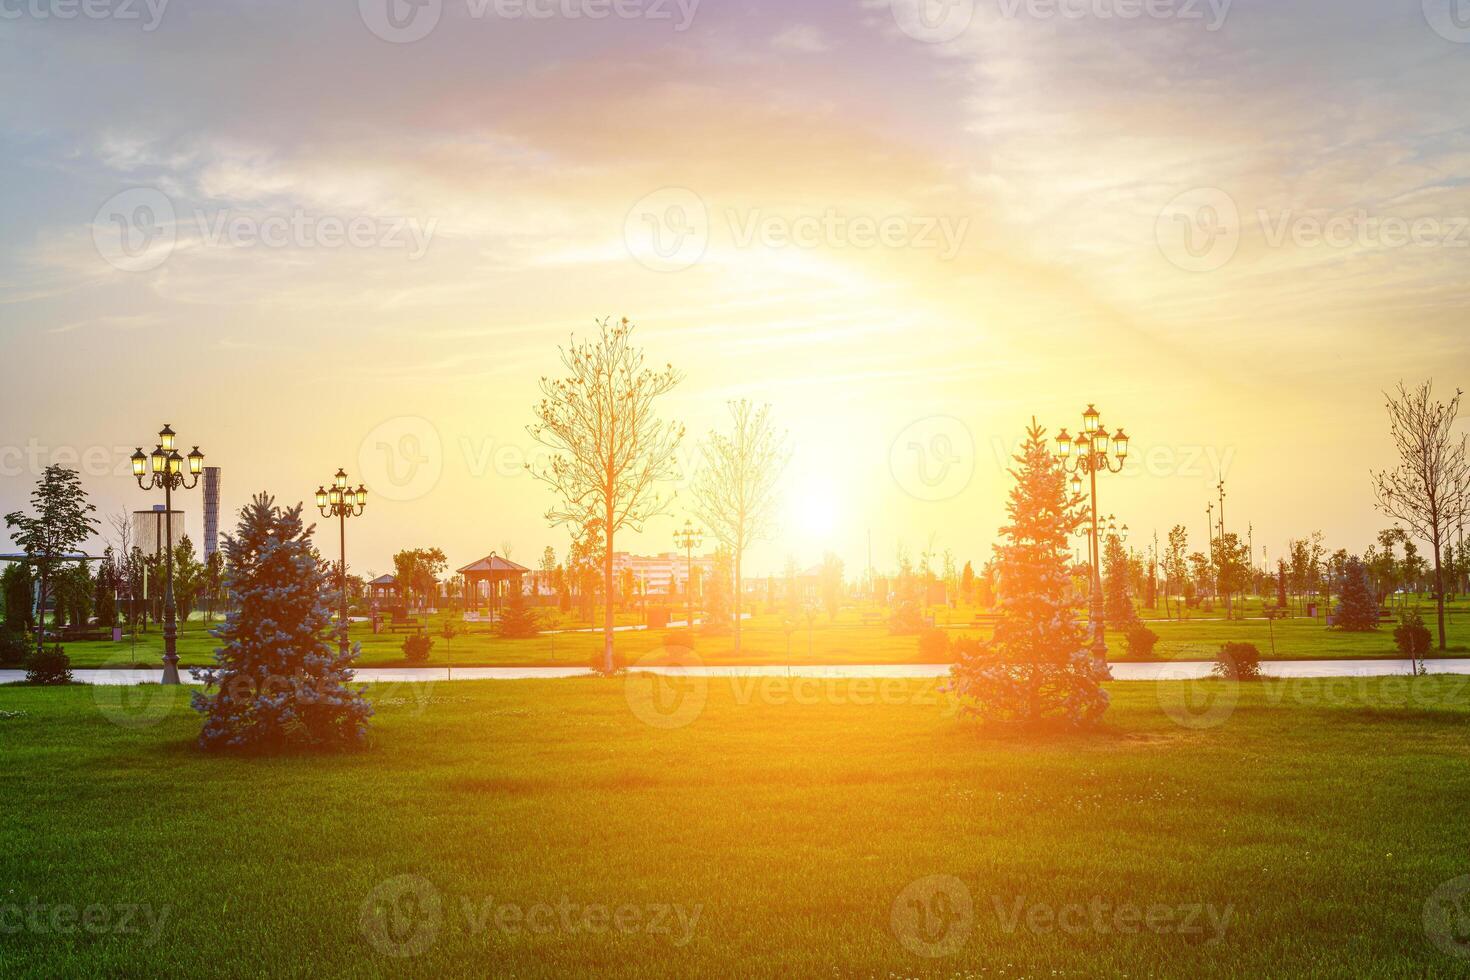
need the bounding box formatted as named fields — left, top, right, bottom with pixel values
left=1054, top=405, right=1129, bottom=673
left=130, top=425, right=204, bottom=685
left=315, top=469, right=368, bottom=657
left=673, top=519, right=703, bottom=629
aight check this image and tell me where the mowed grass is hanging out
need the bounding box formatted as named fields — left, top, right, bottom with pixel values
left=55, top=597, right=1470, bottom=669
left=2, top=677, right=1470, bottom=977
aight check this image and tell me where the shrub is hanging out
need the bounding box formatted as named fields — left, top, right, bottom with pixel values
left=887, top=600, right=927, bottom=636
left=402, top=632, right=435, bottom=665
left=1212, top=642, right=1262, bottom=680
left=1125, top=622, right=1160, bottom=659
left=25, top=645, right=72, bottom=685
left=917, top=627, right=951, bottom=660
left=1394, top=611, right=1432, bottom=661
left=0, top=627, right=31, bottom=667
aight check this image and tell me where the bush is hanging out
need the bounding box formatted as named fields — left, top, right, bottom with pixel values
left=1212, top=642, right=1262, bottom=680
left=887, top=600, right=927, bottom=636
left=917, top=627, right=950, bottom=660
left=1125, top=622, right=1160, bottom=659
left=0, top=627, right=31, bottom=667
left=402, top=631, right=434, bottom=665
left=1394, top=611, right=1432, bottom=660
left=25, top=645, right=72, bottom=685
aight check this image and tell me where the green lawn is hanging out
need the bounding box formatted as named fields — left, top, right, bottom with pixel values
left=2, top=677, right=1469, bottom=976
left=51, top=597, right=1470, bottom=669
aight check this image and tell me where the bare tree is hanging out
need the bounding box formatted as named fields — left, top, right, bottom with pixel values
left=690, top=400, right=790, bottom=655
left=1372, top=381, right=1470, bottom=655
left=528, top=318, right=684, bottom=673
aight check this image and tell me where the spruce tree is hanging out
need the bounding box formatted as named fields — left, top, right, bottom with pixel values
left=949, top=421, right=1108, bottom=728
left=192, top=494, right=371, bottom=752
left=495, top=581, right=540, bottom=638
left=1333, top=556, right=1379, bottom=632
left=1103, top=533, right=1137, bottom=626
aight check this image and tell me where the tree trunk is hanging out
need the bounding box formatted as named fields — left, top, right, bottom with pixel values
left=35, top=571, right=48, bottom=656
left=603, top=501, right=615, bottom=675
left=1433, top=539, right=1447, bottom=652
left=733, top=549, right=742, bottom=656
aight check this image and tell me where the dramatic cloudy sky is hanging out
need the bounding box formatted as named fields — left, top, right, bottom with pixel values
left=2, top=0, right=1467, bottom=575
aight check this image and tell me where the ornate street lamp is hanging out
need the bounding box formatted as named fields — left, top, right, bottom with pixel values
left=131, top=424, right=204, bottom=685
left=673, top=519, right=703, bottom=631
left=317, top=468, right=367, bottom=656
left=1054, top=405, right=1129, bottom=674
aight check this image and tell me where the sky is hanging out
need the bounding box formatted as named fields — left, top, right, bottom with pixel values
left=1, top=0, right=1468, bottom=579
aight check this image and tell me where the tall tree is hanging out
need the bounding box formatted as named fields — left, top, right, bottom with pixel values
left=948, top=420, right=1107, bottom=728
left=1163, top=525, right=1189, bottom=619
left=690, top=400, right=790, bottom=656
left=4, top=466, right=98, bottom=654
left=1102, top=532, right=1136, bottom=626
left=819, top=552, right=844, bottom=622
left=528, top=317, right=684, bottom=673
left=392, top=548, right=446, bottom=611
left=1372, top=381, right=1470, bottom=651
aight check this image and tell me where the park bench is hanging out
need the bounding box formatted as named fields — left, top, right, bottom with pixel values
left=385, top=611, right=420, bottom=633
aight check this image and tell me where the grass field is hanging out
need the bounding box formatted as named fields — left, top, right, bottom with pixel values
left=2, top=677, right=1469, bottom=976
left=48, top=596, right=1470, bottom=670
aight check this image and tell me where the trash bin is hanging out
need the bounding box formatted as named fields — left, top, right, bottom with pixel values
left=1306, top=602, right=1317, bottom=618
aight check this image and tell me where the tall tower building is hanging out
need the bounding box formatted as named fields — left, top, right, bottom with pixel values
left=203, top=466, right=222, bottom=558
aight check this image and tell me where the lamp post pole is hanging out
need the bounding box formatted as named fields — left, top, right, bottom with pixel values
left=316, top=470, right=368, bottom=657
left=130, top=426, right=204, bottom=685
left=674, top=520, right=703, bottom=629
left=1054, top=405, right=1129, bottom=676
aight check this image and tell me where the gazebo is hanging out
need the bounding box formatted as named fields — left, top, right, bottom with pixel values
left=368, top=574, right=400, bottom=606
left=456, top=554, right=529, bottom=619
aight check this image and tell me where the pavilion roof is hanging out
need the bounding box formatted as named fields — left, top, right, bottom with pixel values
left=456, top=554, right=530, bottom=575
left=368, top=574, right=397, bottom=586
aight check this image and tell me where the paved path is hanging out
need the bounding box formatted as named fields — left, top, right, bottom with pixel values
left=4, top=659, right=1468, bottom=685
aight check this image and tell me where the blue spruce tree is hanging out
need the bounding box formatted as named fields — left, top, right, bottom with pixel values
left=1333, top=555, right=1379, bottom=633
left=193, top=493, right=371, bottom=751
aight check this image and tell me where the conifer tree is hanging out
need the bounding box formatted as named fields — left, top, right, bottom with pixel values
left=192, top=494, right=371, bottom=752
left=948, top=421, right=1108, bottom=728
left=1333, top=556, right=1379, bottom=634
left=495, top=580, right=540, bottom=638
left=1103, top=533, right=1137, bottom=627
